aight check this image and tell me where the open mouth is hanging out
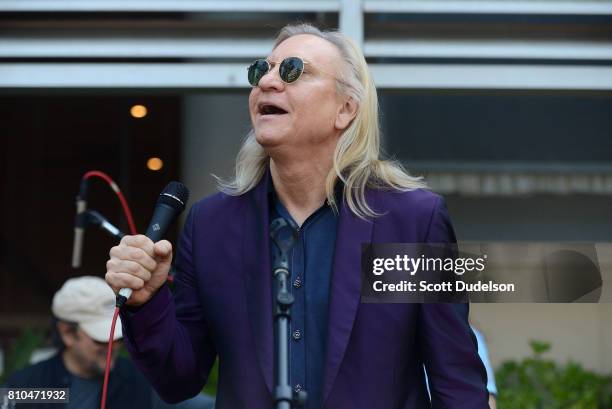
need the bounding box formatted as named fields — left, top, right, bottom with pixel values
left=259, top=104, right=288, bottom=116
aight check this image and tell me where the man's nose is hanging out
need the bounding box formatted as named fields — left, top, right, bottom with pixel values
left=257, top=64, right=284, bottom=91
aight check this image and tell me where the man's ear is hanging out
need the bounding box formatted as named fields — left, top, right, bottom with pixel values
left=57, top=321, right=78, bottom=348
left=335, top=97, right=358, bottom=131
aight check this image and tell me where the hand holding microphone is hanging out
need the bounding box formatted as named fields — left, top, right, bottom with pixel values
left=106, top=235, right=173, bottom=307
left=105, top=182, right=189, bottom=307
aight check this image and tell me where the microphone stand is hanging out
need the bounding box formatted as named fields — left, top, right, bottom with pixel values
left=270, top=218, right=307, bottom=409
left=86, top=210, right=126, bottom=240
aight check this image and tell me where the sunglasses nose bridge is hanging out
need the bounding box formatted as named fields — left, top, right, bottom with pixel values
left=257, top=61, right=284, bottom=88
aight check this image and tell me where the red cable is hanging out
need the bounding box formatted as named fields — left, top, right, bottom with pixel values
left=81, top=170, right=172, bottom=408
left=101, top=307, right=121, bottom=409
left=80, top=170, right=135, bottom=409
left=83, top=170, right=138, bottom=235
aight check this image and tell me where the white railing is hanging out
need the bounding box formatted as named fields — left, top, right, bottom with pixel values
left=1, top=0, right=612, bottom=89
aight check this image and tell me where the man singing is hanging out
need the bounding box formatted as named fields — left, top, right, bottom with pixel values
left=105, top=23, right=489, bottom=409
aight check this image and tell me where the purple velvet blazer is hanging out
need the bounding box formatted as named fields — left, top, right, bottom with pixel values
left=121, top=173, right=489, bottom=409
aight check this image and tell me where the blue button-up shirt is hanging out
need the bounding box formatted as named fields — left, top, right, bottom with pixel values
left=270, top=187, right=338, bottom=409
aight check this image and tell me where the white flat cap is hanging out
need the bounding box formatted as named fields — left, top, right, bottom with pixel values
left=52, top=276, right=122, bottom=342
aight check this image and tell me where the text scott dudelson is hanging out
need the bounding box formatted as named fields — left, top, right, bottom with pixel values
left=372, top=280, right=515, bottom=292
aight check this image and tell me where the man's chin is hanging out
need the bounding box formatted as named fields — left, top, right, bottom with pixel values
left=94, top=358, right=116, bottom=377
left=255, top=131, right=287, bottom=149
left=86, top=366, right=105, bottom=380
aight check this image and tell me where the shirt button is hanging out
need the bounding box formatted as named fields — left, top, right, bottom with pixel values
left=293, top=277, right=302, bottom=289
left=294, top=384, right=303, bottom=392
left=292, top=329, right=302, bottom=341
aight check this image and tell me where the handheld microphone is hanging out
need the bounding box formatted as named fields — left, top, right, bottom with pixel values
left=117, top=181, right=190, bottom=306
left=71, top=179, right=89, bottom=268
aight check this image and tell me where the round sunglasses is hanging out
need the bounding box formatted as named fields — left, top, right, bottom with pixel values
left=247, top=57, right=307, bottom=86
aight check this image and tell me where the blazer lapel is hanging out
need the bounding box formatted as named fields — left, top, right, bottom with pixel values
left=322, top=190, right=377, bottom=403
left=243, top=170, right=274, bottom=395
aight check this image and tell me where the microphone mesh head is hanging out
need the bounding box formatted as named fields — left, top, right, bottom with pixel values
left=158, top=181, right=190, bottom=211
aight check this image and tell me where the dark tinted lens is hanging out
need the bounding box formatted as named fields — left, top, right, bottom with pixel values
left=279, top=57, right=304, bottom=83
left=248, top=59, right=269, bottom=86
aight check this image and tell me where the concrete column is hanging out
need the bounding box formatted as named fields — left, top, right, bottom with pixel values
left=340, top=0, right=364, bottom=48
left=181, top=92, right=251, bottom=206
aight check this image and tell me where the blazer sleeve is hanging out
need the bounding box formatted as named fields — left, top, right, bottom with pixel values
left=418, top=196, right=490, bottom=409
left=120, top=204, right=217, bottom=403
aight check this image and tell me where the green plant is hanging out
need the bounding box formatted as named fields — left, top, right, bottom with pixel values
left=0, top=328, right=46, bottom=384
left=202, top=358, right=219, bottom=396
left=496, top=340, right=612, bottom=409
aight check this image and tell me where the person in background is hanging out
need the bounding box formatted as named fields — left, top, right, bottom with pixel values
left=2, top=276, right=214, bottom=409
left=472, top=326, right=498, bottom=409
left=424, top=325, right=498, bottom=408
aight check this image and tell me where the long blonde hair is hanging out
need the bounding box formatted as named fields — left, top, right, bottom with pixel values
left=216, top=23, right=426, bottom=219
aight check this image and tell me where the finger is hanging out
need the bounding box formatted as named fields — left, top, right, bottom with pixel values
left=119, top=234, right=155, bottom=257
left=105, top=270, right=144, bottom=292
left=106, top=259, right=153, bottom=283
left=109, top=245, right=156, bottom=272
left=105, top=271, right=145, bottom=291
left=105, top=271, right=120, bottom=293
left=153, top=240, right=173, bottom=259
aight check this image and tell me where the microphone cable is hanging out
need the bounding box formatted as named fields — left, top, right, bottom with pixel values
left=81, top=170, right=138, bottom=235
left=101, top=307, right=121, bottom=409
left=77, top=171, right=136, bottom=409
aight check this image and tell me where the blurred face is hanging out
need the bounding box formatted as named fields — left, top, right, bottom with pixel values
left=248, top=34, right=354, bottom=155
left=60, top=324, right=121, bottom=379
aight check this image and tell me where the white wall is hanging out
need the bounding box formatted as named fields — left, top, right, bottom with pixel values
left=471, top=303, right=612, bottom=374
